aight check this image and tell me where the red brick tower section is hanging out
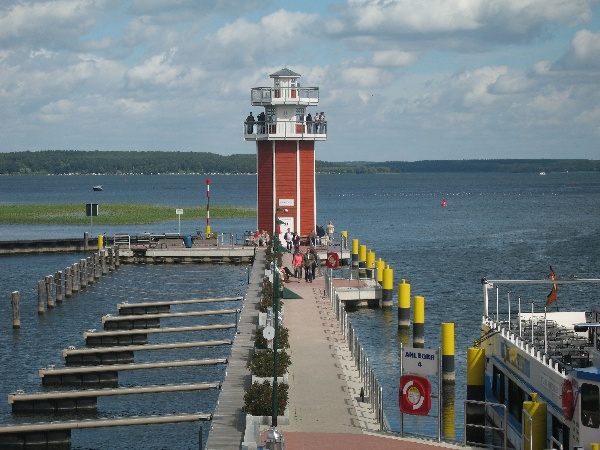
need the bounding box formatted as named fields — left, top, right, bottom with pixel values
left=246, top=68, right=326, bottom=237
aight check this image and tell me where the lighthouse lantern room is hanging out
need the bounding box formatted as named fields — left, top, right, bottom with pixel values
left=244, top=68, right=327, bottom=238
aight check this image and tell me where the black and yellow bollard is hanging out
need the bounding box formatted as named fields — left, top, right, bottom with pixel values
left=376, top=258, right=385, bottom=285
left=441, top=322, right=455, bottom=381
left=382, top=266, right=394, bottom=307
left=466, top=347, right=485, bottom=445
left=413, top=295, right=425, bottom=348
left=366, top=250, right=376, bottom=279
left=522, top=393, right=547, bottom=450
left=358, top=244, right=367, bottom=279
left=398, top=279, right=411, bottom=330
left=442, top=380, right=456, bottom=440
left=351, top=239, right=359, bottom=278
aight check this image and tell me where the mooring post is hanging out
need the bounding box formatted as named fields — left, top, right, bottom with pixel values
left=102, top=250, right=108, bottom=275
left=108, top=247, right=114, bottom=271
left=55, top=271, right=63, bottom=302
left=11, top=291, right=21, bottom=328
left=198, top=425, right=203, bottom=450
left=87, top=256, right=94, bottom=284
left=84, top=231, right=89, bottom=251
left=45, top=275, right=55, bottom=308
left=37, top=280, right=45, bottom=314
left=94, top=253, right=101, bottom=280
left=80, top=259, right=88, bottom=288
left=65, top=267, right=72, bottom=298
left=115, top=247, right=120, bottom=268
left=72, top=263, right=80, bottom=293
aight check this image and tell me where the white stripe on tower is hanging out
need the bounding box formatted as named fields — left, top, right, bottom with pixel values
left=296, top=141, right=300, bottom=234
left=272, top=141, right=276, bottom=235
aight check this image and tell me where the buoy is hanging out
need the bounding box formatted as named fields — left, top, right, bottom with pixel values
left=441, top=198, right=448, bottom=208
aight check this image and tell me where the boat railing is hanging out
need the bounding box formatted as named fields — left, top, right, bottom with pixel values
left=324, top=270, right=387, bottom=431
left=113, top=234, right=131, bottom=250
left=464, top=399, right=507, bottom=450
left=522, top=409, right=533, bottom=450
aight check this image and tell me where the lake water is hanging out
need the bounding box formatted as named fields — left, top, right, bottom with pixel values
left=1, top=172, right=600, bottom=447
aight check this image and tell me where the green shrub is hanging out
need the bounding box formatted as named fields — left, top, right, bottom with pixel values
left=255, top=326, right=290, bottom=350
left=243, top=381, right=288, bottom=416
left=247, top=349, right=291, bottom=377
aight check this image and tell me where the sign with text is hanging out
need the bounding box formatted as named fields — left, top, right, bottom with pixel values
left=175, top=209, right=184, bottom=215
left=278, top=198, right=294, bottom=207
left=85, top=203, right=98, bottom=217
left=401, top=346, right=438, bottom=376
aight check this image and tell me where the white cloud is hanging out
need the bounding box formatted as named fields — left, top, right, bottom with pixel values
left=488, top=72, right=535, bottom=94
left=372, top=50, right=418, bottom=67
left=557, top=29, right=600, bottom=69
left=341, top=67, right=392, bottom=87
left=127, top=48, right=206, bottom=88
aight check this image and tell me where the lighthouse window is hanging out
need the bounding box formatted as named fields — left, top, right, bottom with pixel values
left=581, top=383, right=599, bottom=429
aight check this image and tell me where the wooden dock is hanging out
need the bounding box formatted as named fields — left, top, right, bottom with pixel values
left=117, top=296, right=242, bottom=314
left=205, top=248, right=265, bottom=449
left=102, top=308, right=240, bottom=330
left=83, top=323, right=235, bottom=346
left=9, top=382, right=221, bottom=413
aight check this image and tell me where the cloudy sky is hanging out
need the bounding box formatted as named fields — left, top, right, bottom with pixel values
left=1, top=0, right=599, bottom=161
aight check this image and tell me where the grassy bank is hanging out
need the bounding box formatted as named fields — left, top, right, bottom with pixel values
left=0, top=203, right=255, bottom=225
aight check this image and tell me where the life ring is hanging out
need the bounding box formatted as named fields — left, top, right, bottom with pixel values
left=326, top=252, right=339, bottom=269
left=399, top=375, right=431, bottom=416
left=562, top=379, right=574, bottom=420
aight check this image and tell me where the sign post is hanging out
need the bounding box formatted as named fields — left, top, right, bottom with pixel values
left=176, top=208, right=184, bottom=235
left=86, top=203, right=98, bottom=235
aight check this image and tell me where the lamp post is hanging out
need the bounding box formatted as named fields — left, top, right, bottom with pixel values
left=271, top=262, right=281, bottom=426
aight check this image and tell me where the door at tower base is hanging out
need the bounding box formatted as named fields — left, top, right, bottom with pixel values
left=278, top=217, right=294, bottom=242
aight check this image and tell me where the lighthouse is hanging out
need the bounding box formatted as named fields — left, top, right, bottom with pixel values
left=245, top=68, right=327, bottom=238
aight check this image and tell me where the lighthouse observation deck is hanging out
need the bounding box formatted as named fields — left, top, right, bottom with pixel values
left=243, top=119, right=327, bottom=141
left=251, top=86, right=319, bottom=106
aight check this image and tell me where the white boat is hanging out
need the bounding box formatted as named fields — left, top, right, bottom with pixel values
left=93, top=185, right=103, bottom=191
left=478, top=277, right=600, bottom=450
left=539, top=172, right=546, bottom=176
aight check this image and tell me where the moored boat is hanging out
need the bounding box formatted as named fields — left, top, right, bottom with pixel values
left=476, top=277, right=600, bottom=450
left=93, top=185, right=103, bottom=191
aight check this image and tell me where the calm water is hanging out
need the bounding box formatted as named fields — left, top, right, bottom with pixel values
left=1, top=172, right=600, bottom=445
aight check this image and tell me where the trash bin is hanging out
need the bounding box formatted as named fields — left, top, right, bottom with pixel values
left=265, top=427, right=285, bottom=450
left=183, top=235, right=193, bottom=248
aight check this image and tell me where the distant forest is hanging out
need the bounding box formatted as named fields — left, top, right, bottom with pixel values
left=0, top=150, right=599, bottom=175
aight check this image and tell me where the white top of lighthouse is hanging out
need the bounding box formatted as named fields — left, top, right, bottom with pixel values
left=245, top=67, right=327, bottom=141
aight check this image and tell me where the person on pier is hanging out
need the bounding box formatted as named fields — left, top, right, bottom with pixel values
left=292, top=249, right=303, bottom=280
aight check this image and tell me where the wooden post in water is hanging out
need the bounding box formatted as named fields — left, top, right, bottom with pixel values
left=108, top=247, right=115, bottom=271
left=72, top=263, right=80, bottom=293
left=37, top=280, right=45, bottom=314
left=94, top=253, right=101, bottom=280
left=87, top=256, right=94, bottom=284
left=114, top=247, right=120, bottom=268
left=11, top=291, right=21, bottom=328
left=80, top=259, right=88, bottom=288
left=101, top=250, right=108, bottom=275
left=65, top=267, right=73, bottom=298
left=45, top=275, right=55, bottom=308
left=55, top=271, right=63, bottom=302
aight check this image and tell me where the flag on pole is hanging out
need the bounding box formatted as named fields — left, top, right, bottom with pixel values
left=546, top=266, right=558, bottom=305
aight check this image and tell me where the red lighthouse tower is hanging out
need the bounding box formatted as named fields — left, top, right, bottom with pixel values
left=245, top=68, right=327, bottom=237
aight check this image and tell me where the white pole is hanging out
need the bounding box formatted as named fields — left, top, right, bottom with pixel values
left=496, top=287, right=499, bottom=321
left=400, top=342, right=404, bottom=437
left=483, top=282, right=490, bottom=317
left=507, top=291, right=511, bottom=331
left=531, top=302, right=534, bottom=345
left=518, top=296, right=522, bottom=338
left=178, top=214, right=181, bottom=235
left=544, top=306, right=548, bottom=354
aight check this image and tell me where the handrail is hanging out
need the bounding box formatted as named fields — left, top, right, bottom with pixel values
left=463, top=399, right=507, bottom=450
left=244, top=119, right=327, bottom=138
left=251, top=86, right=319, bottom=104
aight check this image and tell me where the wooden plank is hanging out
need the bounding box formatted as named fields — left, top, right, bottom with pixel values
left=102, top=309, right=239, bottom=323
left=9, top=382, right=221, bottom=403
left=83, top=323, right=235, bottom=338
left=62, top=340, right=232, bottom=357
left=117, top=297, right=242, bottom=309
left=0, top=413, right=212, bottom=433
left=39, top=358, right=227, bottom=377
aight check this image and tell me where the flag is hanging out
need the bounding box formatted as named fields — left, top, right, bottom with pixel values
left=546, top=267, right=558, bottom=305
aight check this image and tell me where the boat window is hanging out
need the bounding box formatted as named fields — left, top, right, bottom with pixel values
left=507, top=378, right=526, bottom=422
left=492, top=365, right=505, bottom=404
left=581, top=383, right=599, bottom=429
left=551, top=414, right=569, bottom=449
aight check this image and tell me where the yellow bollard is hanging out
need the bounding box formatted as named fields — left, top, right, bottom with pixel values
left=358, top=244, right=367, bottom=279
left=413, top=295, right=425, bottom=347
left=523, top=393, right=547, bottom=450
left=351, top=239, right=359, bottom=277
left=206, top=225, right=211, bottom=236
left=376, top=258, right=385, bottom=284
left=441, top=322, right=455, bottom=381
left=366, top=250, right=376, bottom=279
left=382, top=266, right=393, bottom=307
left=466, top=347, right=485, bottom=445
left=398, top=279, right=411, bottom=329
left=97, top=234, right=104, bottom=250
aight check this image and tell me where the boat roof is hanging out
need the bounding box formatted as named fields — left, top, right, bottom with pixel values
left=574, top=367, right=600, bottom=382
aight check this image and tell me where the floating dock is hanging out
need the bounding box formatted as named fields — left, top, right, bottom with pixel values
left=117, top=296, right=242, bottom=315
left=102, top=308, right=239, bottom=330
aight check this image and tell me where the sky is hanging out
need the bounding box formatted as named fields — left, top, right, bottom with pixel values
left=1, top=0, right=599, bottom=161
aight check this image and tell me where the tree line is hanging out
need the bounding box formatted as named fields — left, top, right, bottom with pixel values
left=0, top=150, right=598, bottom=175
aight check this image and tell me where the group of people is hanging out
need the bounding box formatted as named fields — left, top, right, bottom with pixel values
left=279, top=247, right=318, bottom=283
left=304, top=112, right=327, bottom=134
left=245, top=111, right=327, bottom=135
left=248, top=229, right=270, bottom=247
left=283, top=228, right=300, bottom=251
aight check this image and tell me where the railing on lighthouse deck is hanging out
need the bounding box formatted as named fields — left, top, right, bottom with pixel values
left=251, top=87, right=320, bottom=105
left=243, top=119, right=327, bottom=141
